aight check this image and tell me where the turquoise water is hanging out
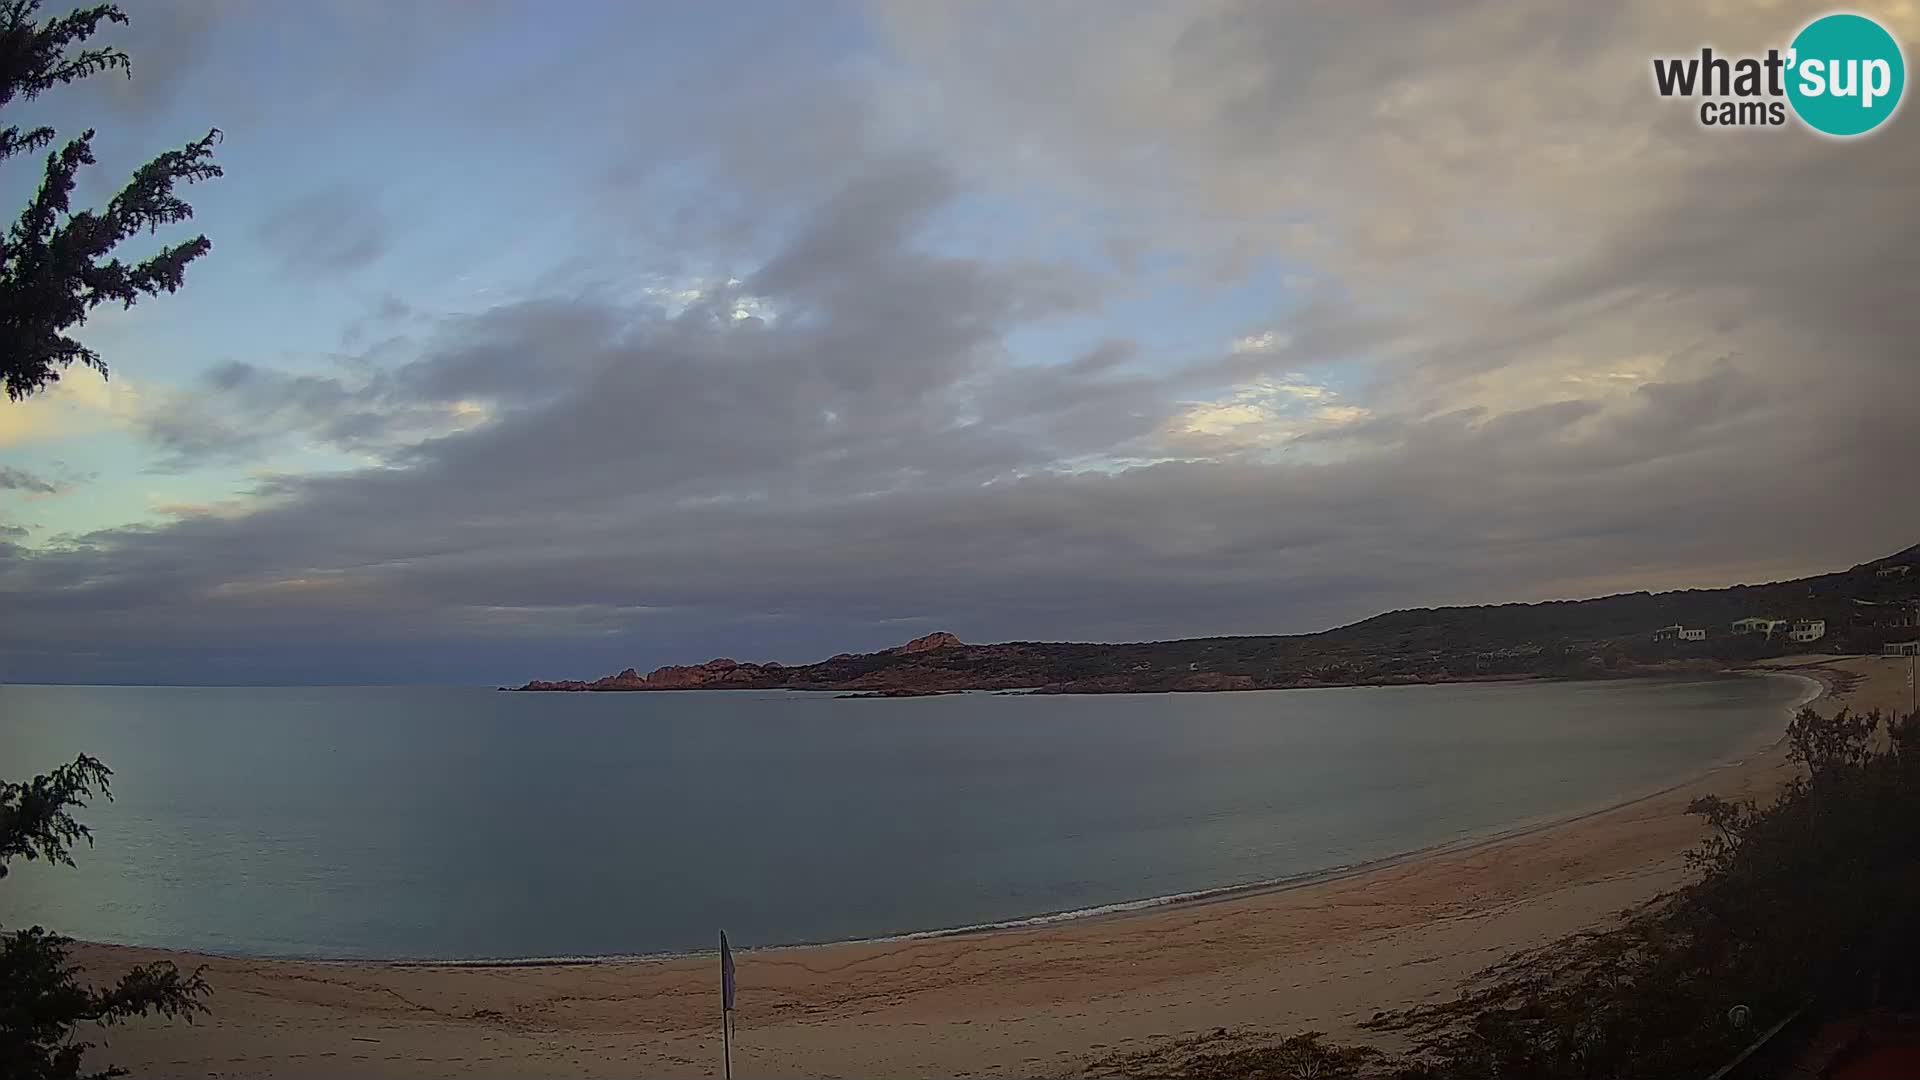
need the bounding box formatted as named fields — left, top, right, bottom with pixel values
left=0, top=675, right=1806, bottom=960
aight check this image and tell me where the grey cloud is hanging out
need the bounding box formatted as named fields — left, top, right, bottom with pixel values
left=10, top=363, right=1907, bottom=678
left=0, top=467, right=60, bottom=494
left=138, top=357, right=472, bottom=470
left=1067, top=341, right=1136, bottom=375
left=6, top=1, right=1920, bottom=684
left=138, top=154, right=1120, bottom=487
left=144, top=296, right=637, bottom=471
left=883, top=3, right=1917, bottom=416
left=254, top=185, right=390, bottom=276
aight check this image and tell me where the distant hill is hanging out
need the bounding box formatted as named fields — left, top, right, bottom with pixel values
left=513, top=544, right=1920, bottom=694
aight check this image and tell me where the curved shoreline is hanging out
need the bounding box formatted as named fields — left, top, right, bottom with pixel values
left=75, top=657, right=1890, bottom=1080
left=417, top=668, right=1827, bottom=970
left=88, top=671, right=1822, bottom=970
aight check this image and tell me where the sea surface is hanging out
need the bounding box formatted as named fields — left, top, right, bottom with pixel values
left=0, top=675, right=1809, bottom=960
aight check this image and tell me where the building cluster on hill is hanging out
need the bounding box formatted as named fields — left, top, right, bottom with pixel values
left=1734, top=616, right=1827, bottom=643
left=1650, top=616, right=1826, bottom=645
left=1641, top=557, right=1920, bottom=655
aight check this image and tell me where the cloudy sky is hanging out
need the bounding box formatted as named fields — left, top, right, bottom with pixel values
left=2, top=1, right=1916, bottom=685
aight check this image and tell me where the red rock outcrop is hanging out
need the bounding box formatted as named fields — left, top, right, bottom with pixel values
left=891, top=631, right=963, bottom=654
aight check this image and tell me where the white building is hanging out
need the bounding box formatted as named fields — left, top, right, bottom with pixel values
left=1788, top=619, right=1826, bottom=644
left=1731, top=617, right=1789, bottom=638
left=1679, top=628, right=1708, bottom=642
left=1652, top=624, right=1684, bottom=642
left=1877, top=565, right=1911, bottom=579
left=1884, top=640, right=1920, bottom=657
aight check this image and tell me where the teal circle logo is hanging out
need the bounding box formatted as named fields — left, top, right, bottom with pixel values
left=1787, top=13, right=1905, bottom=136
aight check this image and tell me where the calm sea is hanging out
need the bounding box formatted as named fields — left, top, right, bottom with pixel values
left=0, top=675, right=1808, bottom=960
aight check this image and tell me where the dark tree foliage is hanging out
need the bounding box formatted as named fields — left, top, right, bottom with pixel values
left=1, top=6, right=219, bottom=1073
left=0, top=753, right=110, bottom=874
left=1367, top=706, right=1920, bottom=1080
left=0, top=0, right=221, bottom=401
left=1, top=756, right=210, bottom=1079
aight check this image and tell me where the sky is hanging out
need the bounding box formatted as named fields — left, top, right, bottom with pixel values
left=2, top=0, right=1917, bottom=685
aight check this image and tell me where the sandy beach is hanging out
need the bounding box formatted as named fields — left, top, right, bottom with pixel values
left=70, top=655, right=1914, bottom=1079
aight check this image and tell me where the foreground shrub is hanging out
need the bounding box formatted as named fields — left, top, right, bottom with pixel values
left=1115, top=705, right=1920, bottom=1079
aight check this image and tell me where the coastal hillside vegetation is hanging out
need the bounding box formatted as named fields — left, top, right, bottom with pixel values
left=1093, top=703, right=1920, bottom=1079
left=520, top=544, right=1920, bottom=694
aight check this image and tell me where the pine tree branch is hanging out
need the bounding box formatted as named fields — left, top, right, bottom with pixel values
left=0, top=122, right=53, bottom=161
left=0, top=755, right=112, bottom=878
left=0, top=3, right=129, bottom=109
left=2, top=128, right=221, bottom=399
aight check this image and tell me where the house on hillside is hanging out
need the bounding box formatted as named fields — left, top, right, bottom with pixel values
left=1654, top=624, right=1707, bottom=642
left=1878, top=565, right=1912, bottom=579
left=1679, top=628, right=1707, bottom=641
left=1731, top=617, right=1789, bottom=638
left=1885, top=641, right=1920, bottom=657
left=1788, top=619, right=1826, bottom=644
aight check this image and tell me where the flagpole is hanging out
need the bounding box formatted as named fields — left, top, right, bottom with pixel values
left=720, top=930, right=734, bottom=1080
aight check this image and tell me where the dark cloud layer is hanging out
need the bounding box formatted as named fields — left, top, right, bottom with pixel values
left=4, top=1, right=1917, bottom=684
